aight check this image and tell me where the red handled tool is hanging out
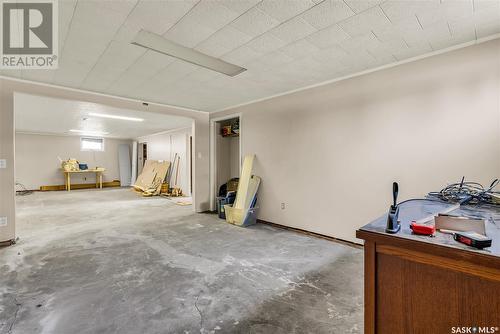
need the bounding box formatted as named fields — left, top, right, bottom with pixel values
left=410, top=222, right=436, bottom=236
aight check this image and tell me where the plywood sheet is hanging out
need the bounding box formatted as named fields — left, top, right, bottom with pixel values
left=133, top=160, right=170, bottom=195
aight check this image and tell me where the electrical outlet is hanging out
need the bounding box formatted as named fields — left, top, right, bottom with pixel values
left=281, top=203, right=286, bottom=210
left=0, top=159, right=6, bottom=169
left=0, top=217, right=7, bottom=227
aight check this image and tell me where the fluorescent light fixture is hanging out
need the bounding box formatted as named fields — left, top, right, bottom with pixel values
left=132, top=30, right=246, bottom=77
left=89, top=112, right=144, bottom=122
left=70, top=129, right=109, bottom=136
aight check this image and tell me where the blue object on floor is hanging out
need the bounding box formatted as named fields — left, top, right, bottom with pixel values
left=217, top=191, right=237, bottom=219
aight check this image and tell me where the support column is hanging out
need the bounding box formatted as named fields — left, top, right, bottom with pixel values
left=192, top=115, right=210, bottom=212
left=0, top=79, right=16, bottom=244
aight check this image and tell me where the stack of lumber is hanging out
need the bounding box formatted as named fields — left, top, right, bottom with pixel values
left=133, top=160, right=170, bottom=197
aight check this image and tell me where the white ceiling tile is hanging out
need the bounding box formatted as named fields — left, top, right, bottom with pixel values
left=245, top=33, right=288, bottom=54
left=340, top=49, right=377, bottom=71
left=182, top=1, right=242, bottom=31
left=366, top=47, right=397, bottom=64
left=306, top=24, right=351, bottom=48
left=257, top=0, right=316, bottom=21
left=195, top=41, right=232, bottom=58
left=339, top=6, right=392, bottom=37
left=80, top=73, right=118, bottom=92
left=371, top=16, right=423, bottom=43
left=366, top=37, right=407, bottom=63
left=301, top=0, right=355, bottom=29
left=340, top=33, right=381, bottom=53
left=195, top=26, right=253, bottom=57
left=126, top=51, right=176, bottom=77
left=114, top=0, right=197, bottom=43
left=92, top=42, right=145, bottom=72
left=106, top=72, right=151, bottom=96
left=417, top=0, right=473, bottom=28
left=53, top=60, right=95, bottom=88
left=219, top=0, right=261, bottom=13
left=423, top=18, right=476, bottom=50
left=429, top=34, right=473, bottom=50
left=153, top=61, right=199, bottom=85
left=279, top=39, right=321, bottom=59
left=475, top=18, right=500, bottom=38
left=448, top=17, right=477, bottom=40
left=58, top=0, right=77, bottom=53
left=422, top=21, right=452, bottom=45
left=380, top=0, right=441, bottom=23
left=230, top=7, right=281, bottom=37
left=473, top=2, right=500, bottom=22
left=343, top=0, right=385, bottom=14
left=221, top=45, right=263, bottom=64
left=257, top=50, right=295, bottom=67
left=392, top=40, right=432, bottom=60
left=312, top=45, right=350, bottom=62
left=473, top=0, right=500, bottom=12
left=70, top=0, right=137, bottom=30
left=270, top=17, right=318, bottom=43
left=136, top=0, right=198, bottom=24
left=81, top=42, right=145, bottom=91
left=163, top=21, right=216, bottom=48
left=183, top=68, right=225, bottom=83
left=114, top=23, right=142, bottom=44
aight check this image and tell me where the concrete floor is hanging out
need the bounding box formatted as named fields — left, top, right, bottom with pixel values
left=0, top=188, right=363, bottom=334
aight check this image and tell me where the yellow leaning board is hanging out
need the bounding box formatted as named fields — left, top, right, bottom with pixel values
left=233, top=154, right=255, bottom=210
left=225, top=154, right=259, bottom=226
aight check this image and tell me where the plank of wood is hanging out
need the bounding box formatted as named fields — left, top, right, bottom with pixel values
left=40, top=180, right=121, bottom=191
left=234, top=154, right=255, bottom=210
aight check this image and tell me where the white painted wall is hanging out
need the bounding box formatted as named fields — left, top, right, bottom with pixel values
left=15, top=133, right=132, bottom=190
left=229, top=137, right=240, bottom=179
left=211, top=39, right=500, bottom=243
left=137, top=128, right=192, bottom=196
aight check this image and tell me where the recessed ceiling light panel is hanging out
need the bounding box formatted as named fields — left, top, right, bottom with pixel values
left=89, top=112, right=144, bottom=122
left=132, top=30, right=246, bottom=77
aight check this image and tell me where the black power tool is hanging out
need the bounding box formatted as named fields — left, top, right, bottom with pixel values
left=386, top=182, right=401, bottom=233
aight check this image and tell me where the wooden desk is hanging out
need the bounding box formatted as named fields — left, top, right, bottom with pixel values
left=62, top=169, right=106, bottom=191
left=356, top=201, right=500, bottom=334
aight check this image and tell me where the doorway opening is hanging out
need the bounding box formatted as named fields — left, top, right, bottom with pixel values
left=212, top=116, right=241, bottom=210
left=137, top=142, right=147, bottom=175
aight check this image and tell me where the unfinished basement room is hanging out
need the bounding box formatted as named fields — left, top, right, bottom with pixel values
left=1, top=1, right=499, bottom=333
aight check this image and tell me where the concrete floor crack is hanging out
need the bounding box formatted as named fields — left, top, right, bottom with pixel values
left=8, top=297, right=21, bottom=334
left=194, top=294, right=204, bottom=332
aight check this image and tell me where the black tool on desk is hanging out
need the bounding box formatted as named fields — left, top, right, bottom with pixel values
left=453, top=231, right=492, bottom=249
left=386, top=182, right=401, bottom=233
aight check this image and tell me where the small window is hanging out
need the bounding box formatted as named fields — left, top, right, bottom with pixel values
left=81, top=137, right=104, bottom=152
